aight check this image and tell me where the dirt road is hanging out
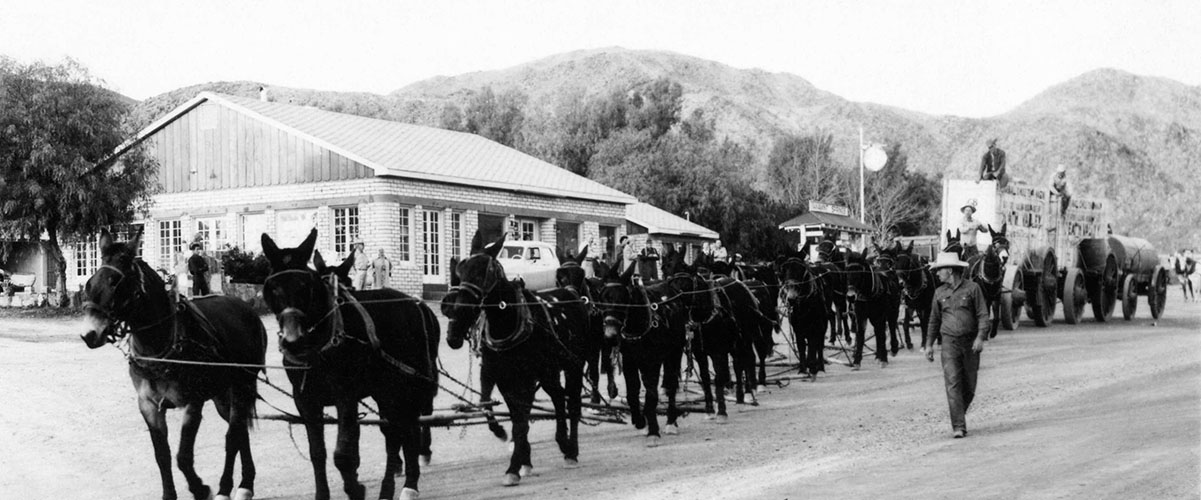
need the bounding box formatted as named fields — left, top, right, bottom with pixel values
left=1, top=296, right=1197, bottom=499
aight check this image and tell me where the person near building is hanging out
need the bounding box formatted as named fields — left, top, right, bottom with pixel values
left=1049, top=164, right=1073, bottom=215
left=615, top=235, right=631, bottom=273
left=1178, top=249, right=1198, bottom=303
left=710, top=239, right=729, bottom=262
left=637, top=238, right=661, bottom=282
left=957, top=199, right=989, bottom=259
left=924, top=251, right=990, bottom=439
left=187, top=243, right=210, bottom=296
left=350, top=241, right=370, bottom=290
left=371, top=249, right=393, bottom=289
left=978, top=138, right=1008, bottom=188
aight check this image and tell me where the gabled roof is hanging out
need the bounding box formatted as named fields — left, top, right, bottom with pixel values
left=779, top=211, right=874, bottom=234
left=123, top=92, right=636, bottom=205
left=626, top=203, right=719, bottom=239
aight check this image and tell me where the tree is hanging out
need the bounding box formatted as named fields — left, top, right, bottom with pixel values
left=462, top=86, right=527, bottom=147
left=766, top=132, right=851, bottom=207
left=627, top=78, right=683, bottom=140
left=0, top=58, right=157, bottom=305
left=861, top=143, right=941, bottom=240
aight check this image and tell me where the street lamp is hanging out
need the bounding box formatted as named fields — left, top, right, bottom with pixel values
left=859, top=126, right=888, bottom=223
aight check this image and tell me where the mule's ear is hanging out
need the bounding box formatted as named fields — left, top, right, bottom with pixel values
left=575, top=244, right=588, bottom=264
left=800, top=241, right=811, bottom=258
left=484, top=233, right=506, bottom=258
left=312, top=250, right=328, bottom=272
left=945, top=230, right=952, bottom=242
left=335, top=252, right=354, bottom=278
left=449, top=257, right=461, bottom=286
left=297, top=228, right=318, bottom=262
left=1000, top=223, right=1007, bottom=235
left=127, top=228, right=143, bottom=255
left=98, top=229, right=113, bottom=250
left=621, top=261, right=636, bottom=284
left=906, top=240, right=914, bottom=253
left=469, top=230, right=483, bottom=255
left=262, top=233, right=280, bottom=261
left=955, top=229, right=961, bottom=239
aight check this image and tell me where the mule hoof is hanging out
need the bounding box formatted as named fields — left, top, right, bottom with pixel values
left=419, top=454, right=431, bottom=466
left=502, top=473, right=521, bottom=487
left=704, top=413, right=715, bottom=421
left=194, top=486, right=213, bottom=500
left=664, top=424, right=679, bottom=435
left=519, top=465, right=534, bottom=477
left=755, top=384, right=767, bottom=393
left=645, top=435, right=661, bottom=448
left=563, top=458, right=580, bottom=469
left=715, top=414, right=729, bottom=424
left=398, top=487, right=420, bottom=500
left=234, top=488, right=254, bottom=500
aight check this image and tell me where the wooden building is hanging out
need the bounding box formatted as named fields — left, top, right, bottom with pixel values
left=68, top=91, right=637, bottom=297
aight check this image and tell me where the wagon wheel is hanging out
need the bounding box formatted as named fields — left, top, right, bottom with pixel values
left=1027, top=253, right=1057, bottom=327
left=999, top=266, right=1022, bottom=331
left=1148, top=265, right=1169, bottom=320
left=1090, top=255, right=1118, bottom=322
left=1062, top=267, right=1086, bottom=325
left=1120, top=274, right=1138, bottom=320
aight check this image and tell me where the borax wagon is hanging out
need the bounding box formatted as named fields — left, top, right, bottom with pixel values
left=940, top=178, right=1167, bottom=328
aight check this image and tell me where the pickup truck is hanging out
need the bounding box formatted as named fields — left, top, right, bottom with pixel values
left=494, top=240, right=561, bottom=291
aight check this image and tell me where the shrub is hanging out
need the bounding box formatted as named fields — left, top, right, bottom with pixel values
left=221, top=247, right=271, bottom=284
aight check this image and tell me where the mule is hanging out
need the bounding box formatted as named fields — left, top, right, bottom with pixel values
left=440, top=232, right=585, bottom=487
left=261, top=229, right=440, bottom=500
left=554, top=246, right=619, bottom=406
left=81, top=229, right=267, bottom=500
left=736, top=263, right=783, bottom=390
left=971, top=224, right=1009, bottom=339
left=595, top=261, right=689, bottom=444
left=777, top=248, right=828, bottom=381
left=844, top=250, right=891, bottom=369
left=665, top=253, right=739, bottom=419
left=870, top=243, right=907, bottom=355
left=895, top=241, right=938, bottom=352
left=815, top=240, right=852, bottom=345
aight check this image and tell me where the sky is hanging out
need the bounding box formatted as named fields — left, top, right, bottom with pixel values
left=2, top=0, right=1198, bottom=118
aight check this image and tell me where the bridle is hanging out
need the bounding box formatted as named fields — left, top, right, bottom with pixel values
left=82, top=261, right=172, bottom=344
left=600, top=281, right=659, bottom=341
left=450, top=254, right=505, bottom=309
left=780, top=258, right=821, bottom=303
left=845, top=260, right=883, bottom=302
left=668, top=272, right=722, bottom=326
left=896, top=255, right=930, bottom=301
left=263, top=268, right=352, bottom=357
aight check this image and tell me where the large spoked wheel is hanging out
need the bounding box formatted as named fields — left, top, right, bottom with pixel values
left=1120, top=274, right=1138, bottom=320
left=1091, top=255, right=1118, bottom=322
left=1148, top=266, right=1169, bottom=320
left=1027, top=254, right=1058, bottom=327
left=1063, top=267, right=1086, bottom=325
left=1000, top=266, right=1023, bottom=331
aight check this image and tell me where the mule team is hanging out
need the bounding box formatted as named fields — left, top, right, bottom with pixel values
left=78, top=223, right=1012, bottom=500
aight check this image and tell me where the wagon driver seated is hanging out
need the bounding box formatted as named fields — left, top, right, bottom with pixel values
left=958, top=199, right=988, bottom=260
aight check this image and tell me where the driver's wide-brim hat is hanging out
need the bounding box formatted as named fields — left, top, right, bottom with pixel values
left=189, top=242, right=203, bottom=250
left=929, top=251, right=969, bottom=270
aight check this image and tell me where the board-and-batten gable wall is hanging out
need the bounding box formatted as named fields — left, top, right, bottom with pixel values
left=91, top=98, right=629, bottom=294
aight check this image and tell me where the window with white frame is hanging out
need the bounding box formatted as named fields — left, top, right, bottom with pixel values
left=450, top=212, right=463, bottom=260
left=398, top=207, right=412, bottom=261
left=519, top=220, right=537, bottom=241
left=422, top=210, right=441, bottom=278
left=159, top=220, right=184, bottom=270
left=333, top=207, right=360, bottom=259
left=195, top=218, right=228, bottom=252
left=240, top=213, right=268, bottom=253
left=74, top=237, right=99, bottom=277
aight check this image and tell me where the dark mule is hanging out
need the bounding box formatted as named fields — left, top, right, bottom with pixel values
left=706, top=258, right=775, bottom=400
left=777, top=248, right=828, bottom=381
left=440, top=232, right=585, bottom=487
left=261, top=229, right=440, bottom=500
left=815, top=240, right=852, bottom=345
left=843, top=249, right=892, bottom=369
left=895, top=241, right=938, bottom=352
left=554, top=246, right=619, bottom=405
left=596, top=261, right=688, bottom=445
left=667, top=253, right=738, bottom=419
left=971, top=224, right=1010, bottom=340
left=725, top=261, right=782, bottom=391
left=870, top=243, right=908, bottom=355
left=81, top=229, right=267, bottom=500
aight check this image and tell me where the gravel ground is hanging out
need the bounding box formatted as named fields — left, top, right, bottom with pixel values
left=1, top=295, right=1197, bottom=499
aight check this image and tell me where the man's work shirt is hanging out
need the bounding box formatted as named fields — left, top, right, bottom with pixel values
left=928, top=278, right=990, bottom=341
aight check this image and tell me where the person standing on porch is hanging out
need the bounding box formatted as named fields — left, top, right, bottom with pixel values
left=925, top=251, right=990, bottom=439
left=187, top=243, right=210, bottom=296
left=350, top=241, right=369, bottom=290
left=372, top=249, right=393, bottom=289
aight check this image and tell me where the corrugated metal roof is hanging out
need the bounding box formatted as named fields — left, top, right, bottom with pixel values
left=626, top=203, right=719, bottom=239
left=132, top=92, right=636, bottom=204
left=778, top=211, right=874, bottom=233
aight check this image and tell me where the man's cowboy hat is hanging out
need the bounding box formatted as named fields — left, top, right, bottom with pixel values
left=1056, top=164, right=1066, bottom=173
left=987, top=138, right=998, bottom=147
left=352, top=239, right=364, bottom=247
left=189, top=242, right=203, bottom=251
left=930, top=251, right=969, bottom=270
left=960, top=199, right=978, bottom=213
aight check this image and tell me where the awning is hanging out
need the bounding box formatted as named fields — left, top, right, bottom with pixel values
left=778, top=211, right=874, bottom=234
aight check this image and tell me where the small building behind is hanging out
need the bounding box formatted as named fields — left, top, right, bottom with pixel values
left=779, top=201, right=874, bottom=258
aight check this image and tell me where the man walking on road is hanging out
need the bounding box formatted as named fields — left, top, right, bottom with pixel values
left=925, top=251, right=990, bottom=438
